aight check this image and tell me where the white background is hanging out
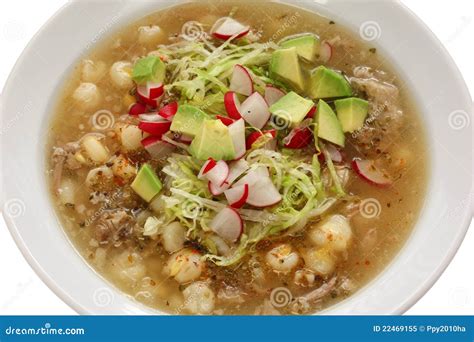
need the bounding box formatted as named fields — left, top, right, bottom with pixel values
left=0, top=0, right=472, bottom=315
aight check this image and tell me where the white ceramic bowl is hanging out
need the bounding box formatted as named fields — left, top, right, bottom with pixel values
left=1, top=0, right=472, bottom=315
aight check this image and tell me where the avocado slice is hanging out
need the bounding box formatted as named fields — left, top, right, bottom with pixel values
left=269, top=91, right=314, bottom=128
left=270, top=47, right=305, bottom=90
left=280, top=34, right=320, bottom=62
left=170, top=105, right=210, bottom=137
left=132, top=55, right=166, bottom=84
left=190, top=119, right=236, bottom=160
left=308, top=66, right=352, bottom=99
left=315, top=100, right=345, bottom=147
left=335, top=97, right=369, bottom=133
left=131, top=164, right=163, bottom=202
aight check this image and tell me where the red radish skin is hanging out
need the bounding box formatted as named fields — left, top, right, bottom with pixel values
left=138, top=121, right=171, bottom=136
left=284, top=127, right=313, bottom=149
left=198, top=158, right=218, bottom=179
left=228, top=119, right=246, bottom=160
left=246, top=130, right=277, bottom=149
left=141, top=136, right=175, bottom=158
left=209, top=207, right=244, bottom=242
left=224, top=91, right=242, bottom=119
left=211, top=17, right=250, bottom=40
left=319, top=41, right=332, bottom=63
left=159, top=102, right=178, bottom=120
left=203, top=160, right=229, bottom=186
left=264, top=85, right=285, bottom=106
left=137, top=82, right=164, bottom=108
left=352, top=159, right=392, bottom=187
left=208, top=180, right=230, bottom=196
left=216, top=115, right=235, bottom=126
left=129, top=103, right=147, bottom=116
left=148, top=82, right=164, bottom=99
left=224, top=184, right=249, bottom=209
left=306, top=106, right=317, bottom=119
left=229, top=65, right=254, bottom=96
left=240, top=92, right=271, bottom=129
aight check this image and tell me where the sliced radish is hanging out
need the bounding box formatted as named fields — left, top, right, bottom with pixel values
left=352, top=159, right=392, bottom=187
left=246, top=177, right=282, bottom=207
left=209, top=207, right=244, bottom=242
left=129, top=102, right=147, bottom=116
left=229, top=65, right=253, bottom=96
left=306, top=106, right=317, bottom=119
left=138, top=120, right=171, bottom=136
left=211, top=17, right=250, bottom=41
left=141, top=136, right=175, bottom=158
left=233, top=166, right=269, bottom=188
left=227, top=159, right=250, bottom=184
left=246, top=130, right=277, bottom=149
left=228, top=119, right=246, bottom=160
left=326, top=144, right=343, bottom=163
left=202, top=160, right=229, bottom=186
left=198, top=158, right=218, bottom=179
left=139, top=113, right=168, bottom=122
left=319, top=41, right=332, bottom=63
left=224, top=91, right=242, bottom=119
left=159, top=102, right=178, bottom=120
left=264, top=85, right=285, bottom=106
left=224, top=184, right=249, bottom=209
left=216, top=115, right=235, bottom=126
left=240, top=92, right=270, bottom=129
left=208, top=180, right=229, bottom=196
left=137, top=82, right=164, bottom=108
left=283, top=127, right=313, bottom=149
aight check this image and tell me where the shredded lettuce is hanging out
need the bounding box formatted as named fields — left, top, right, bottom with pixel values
left=150, top=146, right=342, bottom=267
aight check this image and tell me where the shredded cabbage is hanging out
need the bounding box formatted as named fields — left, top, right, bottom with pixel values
left=137, top=26, right=349, bottom=267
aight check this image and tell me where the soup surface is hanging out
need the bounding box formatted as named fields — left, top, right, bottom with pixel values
left=47, top=1, right=428, bottom=314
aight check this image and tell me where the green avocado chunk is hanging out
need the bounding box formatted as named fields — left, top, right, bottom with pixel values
left=280, top=34, right=320, bottom=62
left=269, top=91, right=314, bottom=128
left=308, top=66, right=352, bottom=99
left=270, top=47, right=305, bottom=90
left=189, top=119, right=236, bottom=160
left=131, top=164, right=163, bottom=202
left=132, top=55, right=166, bottom=84
left=315, top=99, right=345, bottom=147
left=170, top=105, right=210, bottom=137
left=335, top=97, right=369, bottom=133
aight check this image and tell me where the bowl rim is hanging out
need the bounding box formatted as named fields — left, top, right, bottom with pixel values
left=1, top=0, right=472, bottom=315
